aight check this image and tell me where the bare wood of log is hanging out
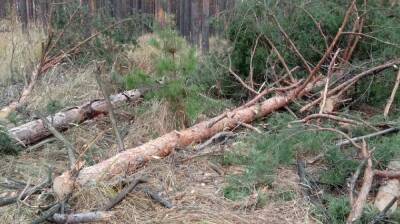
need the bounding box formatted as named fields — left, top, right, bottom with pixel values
left=95, top=63, right=125, bottom=152
left=384, top=69, right=400, bottom=117
left=347, top=141, right=374, bottom=224
left=52, top=211, right=115, bottom=224
left=8, top=89, right=143, bottom=146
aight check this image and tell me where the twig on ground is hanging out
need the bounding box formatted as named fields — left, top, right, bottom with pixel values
left=195, top=132, right=234, bottom=151
left=143, top=188, right=173, bottom=208
left=31, top=203, right=62, bottom=224
left=237, top=122, right=262, bottom=133
left=102, top=177, right=147, bottom=211
left=296, top=114, right=360, bottom=126
left=384, top=69, right=400, bottom=117
left=95, top=62, right=125, bottom=152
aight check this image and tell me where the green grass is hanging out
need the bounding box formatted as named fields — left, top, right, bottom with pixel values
left=221, top=113, right=337, bottom=201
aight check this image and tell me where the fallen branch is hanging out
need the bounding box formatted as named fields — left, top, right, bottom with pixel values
left=40, top=115, right=76, bottom=168
left=347, top=141, right=374, bottom=224
left=301, top=60, right=400, bottom=112
left=52, top=211, right=115, bottom=224
left=102, top=177, right=147, bottom=211
left=336, top=127, right=399, bottom=146
left=370, top=196, right=398, bottom=224
left=8, top=89, right=143, bottom=146
left=143, top=188, right=173, bottom=208
left=95, top=62, right=125, bottom=152
left=384, top=69, right=400, bottom=117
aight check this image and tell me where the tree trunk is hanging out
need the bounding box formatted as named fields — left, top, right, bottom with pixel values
left=8, top=89, right=143, bottom=146
left=72, top=79, right=323, bottom=186
left=201, top=0, right=210, bottom=52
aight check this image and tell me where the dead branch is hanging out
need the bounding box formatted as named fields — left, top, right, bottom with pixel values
left=342, top=32, right=400, bottom=48
left=349, top=159, right=367, bottom=205
left=40, top=115, right=76, bottom=168
left=347, top=141, right=374, bottom=224
left=31, top=203, right=62, bottom=224
left=143, top=188, right=173, bottom=208
left=249, top=35, right=261, bottom=89
left=261, top=36, right=295, bottom=82
left=296, top=114, right=360, bottom=126
left=374, top=170, right=400, bottom=179
left=336, top=127, right=399, bottom=146
left=370, top=196, right=398, bottom=224
left=301, top=59, right=400, bottom=112
left=320, top=49, right=341, bottom=113
left=384, top=69, right=400, bottom=117
left=52, top=211, right=115, bottom=224
left=8, top=89, right=143, bottom=145
left=271, top=14, right=312, bottom=74
left=102, top=177, right=147, bottom=211
left=95, top=62, right=125, bottom=152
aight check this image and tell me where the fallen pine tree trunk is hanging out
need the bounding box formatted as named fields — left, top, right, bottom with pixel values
left=71, top=79, right=323, bottom=187
left=8, top=89, right=143, bottom=146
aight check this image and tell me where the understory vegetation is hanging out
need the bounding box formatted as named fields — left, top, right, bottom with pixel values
left=1, top=0, right=400, bottom=223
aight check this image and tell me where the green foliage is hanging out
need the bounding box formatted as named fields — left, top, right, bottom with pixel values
left=222, top=113, right=337, bottom=201
left=123, top=69, right=153, bottom=90
left=326, top=196, right=351, bottom=224
left=370, top=133, right=400, bottom=170
left=0, top=124, right=20, bottom=155
left=46, top=99, right=63, bottom=116
left=320, top=149, right=359, bottom=187
left=221, top=0, right=400, bottom=101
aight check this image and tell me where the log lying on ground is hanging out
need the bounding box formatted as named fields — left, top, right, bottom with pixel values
left=8, top=89, right=143, bottom=146
left=52, top=211, right=115, bottom=223
left=72, top=79, right=323, bottom=186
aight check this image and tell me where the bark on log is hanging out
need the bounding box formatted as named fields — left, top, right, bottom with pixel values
left=8, top=89, right=143, bottom=146
left=52, top=211, right=114, bottom=223
left=72, top=79, right=323, bottom=186
left=374, top=161, right=400, bottom=213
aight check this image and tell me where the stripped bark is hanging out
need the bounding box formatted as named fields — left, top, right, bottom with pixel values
left=8, top=89, right=143, bottom=146
left=69, top=79, right=323, bottom=187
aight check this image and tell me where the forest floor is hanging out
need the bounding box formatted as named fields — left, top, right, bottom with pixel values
left=0, top=35, right=312, bottom=222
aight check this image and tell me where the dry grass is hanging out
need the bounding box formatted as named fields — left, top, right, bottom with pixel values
left=69, top=144, right=312, bottom=224
left=0, top=20, right=45, bottom=108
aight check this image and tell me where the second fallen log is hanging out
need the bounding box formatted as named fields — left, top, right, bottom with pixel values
left=9, top=89, right=143, bottom=146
